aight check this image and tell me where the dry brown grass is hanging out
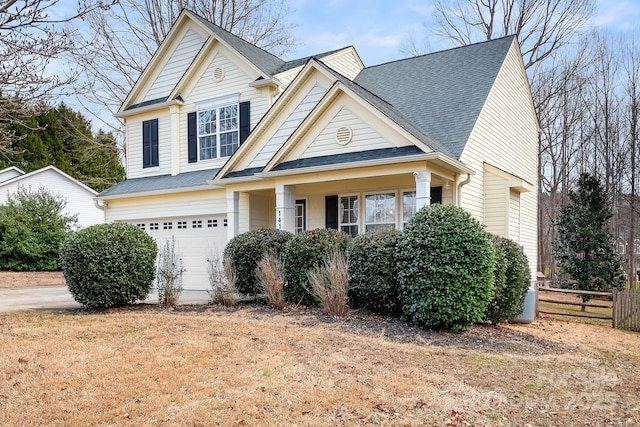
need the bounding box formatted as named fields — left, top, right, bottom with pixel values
left=1, top=305, right=638, bottom=426
left=0, top=271, right=65, bottom=288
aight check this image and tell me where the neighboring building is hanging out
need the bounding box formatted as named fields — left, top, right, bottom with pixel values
left=0, top=166, right=103, bottom=228
left=97, top=10, right=539, bottom=290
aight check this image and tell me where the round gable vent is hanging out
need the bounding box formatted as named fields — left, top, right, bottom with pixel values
left=213, top=67, right=225, bottom=82
left=335, top=126, right=353, bottom=145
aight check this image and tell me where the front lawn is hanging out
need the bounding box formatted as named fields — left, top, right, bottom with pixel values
left=1, top=305, right=638, bottom=425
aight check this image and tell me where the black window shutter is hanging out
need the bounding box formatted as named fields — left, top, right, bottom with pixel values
left=239, top=101, right=250, bottom=144
left=142, top=119, right=158, bottom=168
left=150, top=119, right=158, bottom=167
left=142, top=120, right=151, bottom=167
left=188, top=112, right=197, bottom=163
left=325, top=195, right=338, bottom=230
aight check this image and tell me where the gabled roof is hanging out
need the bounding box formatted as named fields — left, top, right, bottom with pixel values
left=188, top=11, right=285, bottom=77
left=0, top=166, right=97, bottom=195
left=275, top=47, right=354, bottom=74
left=354, top=36, right=516, bottom=159
left=97, top=169, right=220, bottom=199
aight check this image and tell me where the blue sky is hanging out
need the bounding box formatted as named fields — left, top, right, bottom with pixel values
left=285, top=0, right=640, bottom=66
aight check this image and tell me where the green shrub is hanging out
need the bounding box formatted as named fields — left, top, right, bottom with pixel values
left=348, top=228, right=400, bottom=314
left=282, top=228, right=350, bottom=306
left=0, top=186, right=77, bottom=271
left=223, top=228, right=293, bottom=298
left=485, top=235, right=531, bottom=323
left=396, top=204, right=495, bottom=332
left=59, top=223, right=157, bottom=309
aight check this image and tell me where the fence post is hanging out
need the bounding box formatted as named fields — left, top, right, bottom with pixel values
left=612, top=289, right=617, bottom=329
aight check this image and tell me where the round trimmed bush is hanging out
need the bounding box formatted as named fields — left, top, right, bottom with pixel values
left=282, top=228, right=350, bottom=306
left=484, top=235, right=531, bottom=323
left=223, top=228, right=293, bottom=298
left=396, top=204, right=495, bottom=332
left=59, top=223, right=157, bottom=309
left=348, top=228, right=400, bottom=314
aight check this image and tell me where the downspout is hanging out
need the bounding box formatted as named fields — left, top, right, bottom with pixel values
left=456, top=173, right=472, bottom=206
left=94, top=199, right=107, bottom=224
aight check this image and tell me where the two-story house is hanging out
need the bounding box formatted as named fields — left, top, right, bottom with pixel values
left=97, top=9, right=539, bottom=291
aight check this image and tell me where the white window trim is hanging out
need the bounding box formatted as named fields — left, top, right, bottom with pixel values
left=295, top=198, right=307, bottom=234
left=363, top=191, right=397, bottom=232
left=401, top=188, right=417, bottom=228
left=195, top=94, right=240, bottom=161
left=339, top=193, right=359, bottom=237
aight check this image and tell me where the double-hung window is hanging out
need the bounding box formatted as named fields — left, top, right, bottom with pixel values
left=339, top=195, right=359, bottom=237
left=198, top=104, right=239, bottom=160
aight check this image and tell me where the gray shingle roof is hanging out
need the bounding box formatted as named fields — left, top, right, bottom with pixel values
left=98, top=168, right=220, bottom=198
left=190, top=12, right=285, bottom=77
left=271, top=146, right=424, bottom=172
left=276, top=47, right=353, bottom=74
left=354, top=36, right=515, bottom=159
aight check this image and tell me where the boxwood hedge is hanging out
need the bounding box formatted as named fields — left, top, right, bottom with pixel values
left=396, top=204, right=495, bottom=332
left=59, top=223, right=157, bottom=309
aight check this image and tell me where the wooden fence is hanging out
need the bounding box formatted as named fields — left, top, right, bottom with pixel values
left=538, top=286, right=640, bottom=331
left=538, top=287, right=612, bottom=321
left=613, top=288, right=640, bottom=332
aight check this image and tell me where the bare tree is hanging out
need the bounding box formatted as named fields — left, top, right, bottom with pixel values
left=0, top=0, right=115, bottom=148
left=71, top=0, right=297, bottom=132
left=432, top=0, right=595, bottom=69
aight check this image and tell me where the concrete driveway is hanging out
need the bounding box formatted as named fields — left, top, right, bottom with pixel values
left=0, top=286, right=212, bottom=313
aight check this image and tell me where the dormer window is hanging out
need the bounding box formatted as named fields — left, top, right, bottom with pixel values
left=198, top=104, right=239, bottom=160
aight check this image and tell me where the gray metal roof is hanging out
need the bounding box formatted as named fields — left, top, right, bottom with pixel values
left=191, top=13, right=285, bottom=77
left=354, top=36, right=515, bottom=160
left=98, top=168, right=219, bottom=198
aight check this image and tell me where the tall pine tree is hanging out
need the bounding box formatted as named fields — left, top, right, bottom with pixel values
left=1, top=103, right=124, bottom=192
left=553, top=173, right=624, bottom=294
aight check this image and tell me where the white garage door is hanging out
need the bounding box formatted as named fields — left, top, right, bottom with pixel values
left=131, top=215, right=228, bottom=291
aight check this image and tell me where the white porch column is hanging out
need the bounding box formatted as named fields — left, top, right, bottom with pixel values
left=414, top=171, right=432, bottom=210
left=275, top=184, right=295, bottom=233
left=226, top=190, right=240, bottom=241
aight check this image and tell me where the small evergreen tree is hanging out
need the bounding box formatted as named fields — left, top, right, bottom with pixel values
left=0, top=186, right=78, bottom=270
left=553, top=173, right=624, bottom=295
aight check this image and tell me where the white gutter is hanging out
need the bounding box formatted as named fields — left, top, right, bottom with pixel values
left=115, top=98, right=184, bottom=118
left=457, top=173, right=473, bottom=206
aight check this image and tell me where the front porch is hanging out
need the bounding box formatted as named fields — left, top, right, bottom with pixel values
left=225, top=166, right=464, bottom=239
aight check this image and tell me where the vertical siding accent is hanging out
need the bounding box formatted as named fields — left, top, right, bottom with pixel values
left=484, top=171, right=508, bottom=237
left=143, top=29, right=206, bottom=102
left=459, top=41, right=538, bottom=277
left=509, top=189, right=520, bottom=242
left=248, top=83, right=328, bottom=168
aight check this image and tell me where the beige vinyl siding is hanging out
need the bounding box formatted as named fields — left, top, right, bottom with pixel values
left=125, top=110, right=172, bottom=179
left=104, top=189, right=227, bottom=222
left=459, top=40, right=538, bottom=277
left=509, top=189, right=520, bottom=242
left=323, top=51, right=363, bottom=80
left=142, top=29, right=206, bottom=102
left=484, top=172, right=508, bottom=237
left=179, top=48, right=270, bottom=173
left=248, top=83, right=327, bottom=168
left=300, top=106, right=399, bottom=159
left=248, top=193, right=273, bottom=230
left=274, top=49, right=364, bottom=87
